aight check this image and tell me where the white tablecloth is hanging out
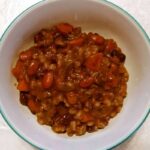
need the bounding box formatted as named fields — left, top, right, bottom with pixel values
left=0, top=0, right=150, bottom=149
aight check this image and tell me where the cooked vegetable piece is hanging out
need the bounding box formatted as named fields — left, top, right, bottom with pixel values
left=85, top=53, right=103, bottom=71
left=17, top=79, right=29, bottom=91
left=80, top=77, right=94, bottom=88
left=28, top=60, right=39, bottom=76
left=42, top=72, right=53, bottom=89
left=19, top=50, right=33, bottom=61
left=28, top=99, right=40, bottom=114
left=90, top=34, right=104, bottom=45
left=69, top=37, right=84, bottom=46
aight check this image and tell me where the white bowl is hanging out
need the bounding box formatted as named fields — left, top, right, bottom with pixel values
left=0, top=0, right=150, bottom=149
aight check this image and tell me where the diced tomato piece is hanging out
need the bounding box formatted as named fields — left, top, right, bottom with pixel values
left=19, top=50, right=33, bottom=61
left=69, top=37, right=84, bottom=46
left=85, top=53, right=103, bottom=71
left=56, top=23, right=73, bottom=34
left=27, top=60, right=39, bottom=76
left=17, top=79, right=29, bottom=91
left=28, top=99, right=40, bottom=114
left=91, top=34, right=104, bottom=45
left=66, top=92, right=77, bottom=105
left=80, top=77, right=94, bottom=88
left=42, top=72, right=53, bottom=89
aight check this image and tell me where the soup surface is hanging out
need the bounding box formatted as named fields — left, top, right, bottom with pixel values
left=12, top=23, right=129, bottom=136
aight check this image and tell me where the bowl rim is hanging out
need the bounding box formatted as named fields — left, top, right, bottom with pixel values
left=0, top=0, right=150, bottom=149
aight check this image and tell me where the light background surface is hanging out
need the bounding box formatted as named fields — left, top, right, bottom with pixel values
left=0, top=0, right=150, bottom=149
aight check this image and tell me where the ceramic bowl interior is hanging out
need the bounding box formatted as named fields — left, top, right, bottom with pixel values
left=0, top=0, right=150, bottom=149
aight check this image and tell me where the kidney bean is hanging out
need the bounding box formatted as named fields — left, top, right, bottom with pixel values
left=69, top=37, right=84, bottom=46
left=56, top=23, right=73, bottom=34
left=42, top=72, right=53, bottom=89
left=19, top=50, right=33, bottom=61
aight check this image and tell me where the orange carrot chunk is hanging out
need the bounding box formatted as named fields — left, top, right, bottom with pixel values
left=17, top=79, right=29, bottom=91
left=12, top=61, right=23, bottom=79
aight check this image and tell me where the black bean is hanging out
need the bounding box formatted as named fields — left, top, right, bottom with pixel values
left=110, top=50, right=126, bottom=63
left=110, top=49, right=118, bottom=57
left=119, top=53, right=126, bottom=63
left=20, top=91, right=29, bottom=105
